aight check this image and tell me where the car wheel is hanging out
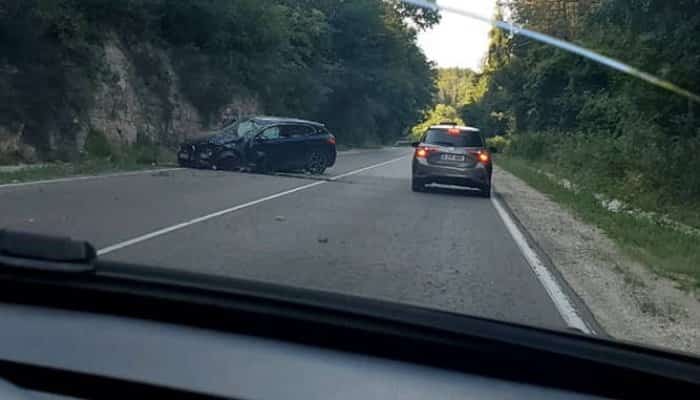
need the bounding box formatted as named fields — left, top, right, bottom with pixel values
left=306, top=151, right=327, bottom=175
left=216, top=156, right=239, bottom=171
left=411, top=177, right=426, bottom=192
left=480, top=184, right=492, bottom=198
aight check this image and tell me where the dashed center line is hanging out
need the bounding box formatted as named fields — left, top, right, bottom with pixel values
left=97, top=155, right=408, bottom=256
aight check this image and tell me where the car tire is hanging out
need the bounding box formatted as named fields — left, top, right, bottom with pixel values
left=306, top=151, right=327, bottom=175
left=480, top=184, right=492, bottom=198
left=411, top=177, right=426, bottom=192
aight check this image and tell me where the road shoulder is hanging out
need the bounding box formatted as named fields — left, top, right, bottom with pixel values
left=493, top=165, right=700, bottom=354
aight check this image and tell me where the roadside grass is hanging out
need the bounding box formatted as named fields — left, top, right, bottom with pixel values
left=336, top=143, right=385, bottom=151
left=1, top=140, right=389, bottom=184
left=497, top=156, right=700, bottom=291
left=0, top=147, right=177, bottom=185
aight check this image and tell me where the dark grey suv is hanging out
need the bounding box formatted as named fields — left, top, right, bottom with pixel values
left=411, top=125, right=493, bottom=197
left=178, top=116, right=336, bottom=175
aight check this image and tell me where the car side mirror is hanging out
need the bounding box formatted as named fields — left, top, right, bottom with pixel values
left=488, top=146, right=498, bottom=153
left=411, top=142, right=420, bottom=148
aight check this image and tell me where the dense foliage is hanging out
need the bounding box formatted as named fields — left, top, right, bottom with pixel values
left=0, top=0, right=438, bottom=158
left=408, top=68, right=485, bottom=139
left=435, top=68, right=484, bottom=109
left=410, top=103, right=464, bottom=138
left=463, top=0, right=700, bottom=208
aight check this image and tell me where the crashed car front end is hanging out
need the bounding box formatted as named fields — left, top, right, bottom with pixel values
left=179, top=134, right=247, bottom=169
left=178, top=142, right=215, bottom=169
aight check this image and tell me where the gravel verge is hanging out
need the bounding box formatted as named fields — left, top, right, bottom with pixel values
left=494, top=165, right=700, bottom=354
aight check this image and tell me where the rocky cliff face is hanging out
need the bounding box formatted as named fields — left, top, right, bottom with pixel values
left=0, top=37, right=260, bottom=164
left=87, top=40, right=203, bottom=148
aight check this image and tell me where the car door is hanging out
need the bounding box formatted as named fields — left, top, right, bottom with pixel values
left=281, top=124, right=319, bottom=170
left=280, top=124, right=314, bottom=169
left=250, top=125, right=284, bottom=170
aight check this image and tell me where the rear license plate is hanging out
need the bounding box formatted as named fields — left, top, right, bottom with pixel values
left=178, top=153, right=189, bottom=160
left=441, top=154, right=465, bottom=162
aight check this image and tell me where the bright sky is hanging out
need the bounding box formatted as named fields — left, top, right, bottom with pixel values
left=417, top=0, right=498, bottom=70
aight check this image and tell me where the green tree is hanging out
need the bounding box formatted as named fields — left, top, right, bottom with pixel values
left=386, top=0, right=441, bottom=30
left=482, top=8, right=511, bottom=73
left=436, top=68, right=483, bottom=108
left=411, top=104, right=465, bottom=138
left=465, top=0, right=700, bottom=201
left=0, top=0, right=437, bottom=156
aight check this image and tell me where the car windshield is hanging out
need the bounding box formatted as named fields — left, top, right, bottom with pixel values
left=220, top=119, right=263, bottom=138
left=1, top=0, right=698, bottom=358
left=424, top=129, right=483, bottom=147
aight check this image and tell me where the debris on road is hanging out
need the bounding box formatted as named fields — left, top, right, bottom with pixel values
left=274, top=216, right=286, bottom=222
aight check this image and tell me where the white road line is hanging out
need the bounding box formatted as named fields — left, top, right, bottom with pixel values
left=329, top=155, right=408, bottom=181
left=490, top=195, right=594, bottom=335
left=97, top=155, right=408, bottom=256
left=97, top=180, right=325, bottom=256
left=0, top=168, right=184, bottom=189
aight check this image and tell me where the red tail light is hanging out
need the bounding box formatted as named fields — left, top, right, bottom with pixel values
left=327, top=135, right=336, bottom=145
left=468, top=150, right=490, bottom=164
left=415, top=146, right=440, bottom=158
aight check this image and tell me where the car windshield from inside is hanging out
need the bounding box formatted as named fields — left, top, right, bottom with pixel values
left=1, top=0, right=699, bottom=361
left=423, top=129, right=484, bottom=147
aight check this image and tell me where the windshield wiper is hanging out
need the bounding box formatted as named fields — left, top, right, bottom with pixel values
left=0, top=230, right=96, bottom=273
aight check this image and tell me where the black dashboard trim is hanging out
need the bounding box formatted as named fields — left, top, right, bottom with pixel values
left=1, top=262, right=699, bottom=399
left=0, top=359, right=227, bottom=400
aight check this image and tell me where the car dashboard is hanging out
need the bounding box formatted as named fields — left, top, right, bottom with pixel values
left=0, top=233, right=697, bottom=400
left=0, top=302, right=601, bottom=400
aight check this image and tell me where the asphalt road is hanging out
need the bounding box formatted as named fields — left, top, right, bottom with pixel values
left=1, top=148, right=568, bottom=330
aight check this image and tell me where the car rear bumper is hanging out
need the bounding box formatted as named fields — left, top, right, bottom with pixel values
left=413, top=159, right=491, bottom=188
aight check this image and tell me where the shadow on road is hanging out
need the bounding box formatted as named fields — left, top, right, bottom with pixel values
left=420, top=184, right=486, bottom=198
left=179, top=165, right=334, bottom=182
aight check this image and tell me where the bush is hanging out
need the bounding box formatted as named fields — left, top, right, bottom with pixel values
left=485, top=135, right=510, bottom=153
left=506, top=128, right=700, bottom=218
left=84, top=128, right=113, bottom=158
left=508, top=132, right=555, bottom=160
left=117, top=132, right=162, bottom=165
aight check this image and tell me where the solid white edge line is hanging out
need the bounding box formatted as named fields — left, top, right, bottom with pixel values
left=490, top=195, right=594, bottom=335
left=97, top=155, right=408, bottom=256
left=0, top=167, right=184, bottom=189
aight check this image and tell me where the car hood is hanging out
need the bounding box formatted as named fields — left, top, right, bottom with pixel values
left=183, top=133, right=244, bottom=146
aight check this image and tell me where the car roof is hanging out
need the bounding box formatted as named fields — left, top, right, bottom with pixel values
left=253, top=116, right=325, bottom=127
left=429, top=125, right=480, bottom=132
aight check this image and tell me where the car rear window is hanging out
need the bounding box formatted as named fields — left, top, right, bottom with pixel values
left=423, top=129, right=483, bottom=147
